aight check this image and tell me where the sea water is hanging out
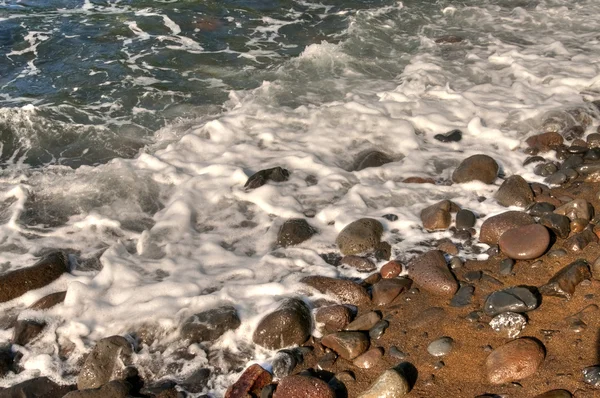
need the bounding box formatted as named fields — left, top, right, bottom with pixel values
left=1, top=0, right=600, bottom=395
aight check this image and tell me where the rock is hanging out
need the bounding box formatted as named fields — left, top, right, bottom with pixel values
left=592, top=256, right=600, bottom=280
left=369, top=320, right=389, bottom=340
left=583, top=366, right=600, bottom=387
left=181, top=306, right=241, bottom=343
left=273, top=375, right=335, bottom=398
left=353, top=150, right=393, bottom=171
left=340, top=256, right=376, bottom=272
left=13, top=319, right=46, bottom=346
left=484, top=286, right=539, bottom=316
left=139, top=380, right=178, bottom=397
left=380, top=261, right=402, bottom=279
left=63, top=380, right=131, bottom=398
left=180, top=368, right=211, bottom=393
left=539, top=259, right=591, bottom=300
left=420, top=200, right=458, bottom=231
left=244, top=167, right=290, bottom=190
left=336, top=218, right=384, bottom=256
left=450, top=284, right=474, bottom=307
left=452, top=154, right=499, bottom=184
left=539, top=213, right=571, bottom=239
left=485, top=338, right=545, bottom=384
left=456, top=209, right=476, bottom=230
left=427, top=336, right=454, bottom=357
left=434, top=129, right=462, bottom=142
left=0, top=346, right=12, bottom=378
left=435, top=36, right=464, bottom=44
left=403, top=177, right=436, bottom=184
left=357, top=368, right=410, bottom=398
left=371, top=278, right=411, bottom=306
left=301, top=276, right=370, bottom=305
left=277, top=219, right=317, bottom=247
left=564, top=229, right=598, bottom=251
left=0, top=377, right=76, bottom=398
left=272, top=351, right=298, bottom=379
left=533, top=390, right=572, bottom=398
left=498, top=224, right=550, bottom=260
left=321, top=332, right=370, bottom=360
left=437, top=240, right=458, bottom=255
left=382, top=214, right=398, bottom=221
left=570, top=218, right=588, bottom=233
left=344, top=311, right=381, bottom=331
left=253, top=298, right=311, bottom=350
left=479, top=211, right=535, bottom=245
left=225, top=364, right=272, bottom=398
left=406, top=250, right=458, bottom=297
left=353, top=348, right=383, bottom=369
left=495, top=175, right=534, bottom=208
left=489, top=312, right=527, bottom=338
left=317, top=352, right=337, bottom=371
left=315, top=305, right=353, bottom=334
left=526, top=132, right=563, bottom=152
left=29, top=291, right=67, bottom=310
left=0, top=251, right=69, bottom=303
left=499, top=258, right=515, bottom=276
left=77, top=336, right=133, bottom=390
left=529, top=202, right=556, bottom=217
left=554, top=199, right=593, bottom=221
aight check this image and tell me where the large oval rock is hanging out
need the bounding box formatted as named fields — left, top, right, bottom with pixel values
left=77, top=336, right=133, bottom=390
left=485, top=338, right=545, bottom=384
left=452, top=154, right=499, bottom=184
left=358, top=368, right=410, bottom=398
left=253, top=298, right=311, bottom=350
left=336, top=218, right=383, bottom=256
left=301, top=276, right=370, bottom=305
left=499, top=224, right=550, bottom=260
left=0, top=251, right=69, bottom=303
left=181, top=306, right=241, bottom=343
left=480, top=211, right=535, bottom=245
left=277, top=219, right=317, bottom=247
left=273, top=375, right=335, bottom=398
left=484, top=286, right=539, bottom=316
left=407, top=250, right=458, bottom=297
left=495, top=175, right=534, bottom=208
left=321, top=331, right=369, bottom=360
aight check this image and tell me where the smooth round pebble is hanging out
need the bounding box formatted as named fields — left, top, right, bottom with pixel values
left=427, top=336, right=454, bottom=357
left=499, top=224, right=550, bottom=260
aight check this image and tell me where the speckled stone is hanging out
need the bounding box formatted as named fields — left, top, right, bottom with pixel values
left=380, top=261, right=402, bottom=279
left=321, top=332, right=370, bottom=360
left=554, top=199, right=593, bottom=221
left=272, top=375, right=335, bottom=398
left=479, top=211, right=535, bottom=245
left=407, top=250, right=458, bottom=298
left=420, top=200, right=458, bottom=231
left=315, top=305, right=353, bottom=334
left=336, top=218, right=384, bottom=256
left=253, top=298, right=311, bottom=350
left=371, top=278, right=412, bottom=306
left=344, top=311, right=381, bottom=331
left=456, top=209, right=476, bottom=230
left=357, top=369, right=410, bottom=398
left=353, top=150, right=393, bottom=171
left=301, top=276, right=371, bottom=305
left=452, top=154, right=499, bottom=184
left=340, top=256, right=376, bottom=272
left=485, top=338, right=545, bottom=384
left=277, top=219, right=317, bottom=247
left=489, top=312, right=527, bottom=338
left=499, top=224, right=550, bottom=260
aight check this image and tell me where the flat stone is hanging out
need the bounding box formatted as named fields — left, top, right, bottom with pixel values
left=273, top=375, right=335, bottom=398
left=427, top=336, right=454, bottom=357
left=450, top=285, right=474, bottom=307
left=315, top=305, right=353, bottom=334
left=336, top=218, right=384, bottom=256
left=357, top=368, right=410, bottom=398
left=583, top=366, right=600, bottom=387
left=485, top=338, right=545, bottom=384
left=301, top=276, right=371, bottom=305
left=0, top=251, right=69, bottom=303
left=499, top=258, right=515, bottom=276
left=353, top=347, right=383, bottom=369
left=63, top=380, right=131, bottom=398
left=499, top=224, right=550, bottom=260
left=529, top=202, right=556, bottom=217
left=181, top=306, right=241, bottom=344
left=277, top=219, right=317, bottom=247
left=489, top=312, right=527, bottom=338
left=420, top=200, right=458, bottom=231
left=484, top=286, right=539, bottom=316
left=371, top=278, right=412, bottom=306
left=540, top=213, right=571, bottom=239
left=340, top=256, right=376, bottom=272
left=434, top=129, right=462, bottom=142
left=1, top=377, right=76, bottom=398
left=554, top=199, right=593, bottom=221
left=563, top=229, right=598, bottom=251
left=380, top=261, right=402, bottom=279
left=29, top=291, right=67, bottom=310
left=77, top=336, right=133, bottom=390
left=480, top=211, right=535, bottom=245
left=495, top=175, right=534, bottom=208
left=345, top=311, right=381, bottom=331
left=407, top=250, right=458, bottom=297
left=526, top=132, right=563, bottom=152
left=539, top=259, right=591, bottom=300
left=456, top=209, right=476, bottom=230
left=253, top=298, right=311, bottom=350
left=353, top=150, right=393, bottom=171
left=321, top=332, right=370, bottom=360
left=244, top=167, right=290, bottom=190
left=452, top=154, right=499, bottom=184
left=369, top=320, right=389, bottom=340
left=13, top=319, right=46, bottom=346
left=532, top=390, right=572, bottom=398
left=225, top=364, right=272, bottom=398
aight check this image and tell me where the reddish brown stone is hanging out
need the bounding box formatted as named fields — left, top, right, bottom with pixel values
left=526, top=132, right=563, bottom=152
left=421, top=200, right=459, bottom=231
left=371, top=278, right=412, bottom=306
left=273, top=375, right=335, bottom=398
left=403, top=176, right=436, bottom=184
left=29, top=291, right=67, bottom=310
left=321, top=332, right=370, bottom=360
left=485, top=338, right=545, bottom=384
left=452, top=155, right=499, bottom=184
left=301, top=276, right=371, bottom=305
left=437, top=240, right=459, bottom=255
left=315, top=305, right=353, bottom=334
left=380, top=261, right=402, bottom=279
left=479, top=211, right=535, bottom=245
left=499, top=224, right=550, bottom=260
left=352, top=347, right=383, bottom=369
left=225, top=364, right=272, bottom=398
left=407, top=250, right=458, bottom=298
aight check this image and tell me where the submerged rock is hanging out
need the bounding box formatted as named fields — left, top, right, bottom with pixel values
left=353, top=150, right=394, bottom=171
left=434, top=129, right=462, bottom=142
left=315, top=305, right=353, bottom=334
left=13, top=319, right=46, bottom=346
left=77, top=336, right=133, bottom=390
left=301, top=276, right=370, bottom=305
left=0, top=377, right=75, bottom=398
left=29, top=291, right=67, bottom=310
left=336, top=218, right=384, bottom=256
left=253, top=298, right=311, bottom=350
left=63, top=380, right=131, bottom=398
left=244, top=167, right=290, bottom=190
left=181, top=306, right=241, bottom=343
left=339, top=256, right=376, bottom=272
left=277, top=219, right=317, bottom=247
left=452, top=154, right=499, bottom=184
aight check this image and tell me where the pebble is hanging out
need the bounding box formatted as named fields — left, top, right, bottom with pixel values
left=321, top=332, right=370, bottom=360
left=353, top=348, right=383, bottom=369
left=485, top=338, right=545, bottom=384
left=380, top=261, right=402, bottom=278
left=479, top=211, right=535, bottom=245
left=340, top=256, right=376, bottom=272
left=353, top=150, right=393, bottom=171
left=345, top=311, right=381, bottom=331
left=456, top=209, right=476, bottom=230
left=0, top=377, right=75, bottom=398
left=539, top=259, right=591, bottom=300
left=253, top=298, right=311, bottom=350
left=452, top=154, right=499, bottom=184
left=528, top=202, right=556, bottom=217
left=315, top=305, right=353, bottom=334
left=437, top=240, right=459, bottom=255
left=499, top=258, right=515, bottom=275
left=13, top=319, right=46, bottom=346
left=545, top=171, right=567, bottom=185
left=29, top=291, right=67, bottom=310
left=533, top=390, right=572, bottom=398
left=484, top=286, right=539, bottom=316
left=420, top=200, right=458, bottom=231
left=523, top=156, right=545, bottom=166
left=371, top=278, right=412, bottom=306
left=563, top=229, right=598, bottom=251
left=382, top=214, right=398, bottom=221
left=336, top=218, right=384, bottom=256
left=272, top=375, right=335, bottom=398
left=301, top=276, right=371, bottom=305
left=277, top=219, right=317, bottom=247
left=77, top=336, right=133, bottom=390
left=489, top=312, right=527, bottom=338
left=526, top=132, right=563, bottom=152
left=434, top=129, right=462, bottom=142
left=369, top=320, right=389, bottom=340
left=449, top=257, right=463, bottom=270
left=427, top=337, right=454, bottom=357
left=450, top=284, right=474, bottom=307
left=244, top=167, right=289, bottom=190
left=272, top=350, right=298, bottom=378
left=534, top=162, right=558, bottom=176
left=357, top=369, right=410, bottom=398
left=540, top=213, right=571, bottom=239
left=499, top=224, right=550, bottom=260
left=389, top=346, right=408, bottom=360
left=406, top=250, right=458, bottom=297
left=495, top=175, right=534, bottom=208
left=182, top=306, right=241, bottom=344
left=547, top=249, right=568, bottom=258
left=317, top=352, right=337, bottom=370
left=583, top=366, right=600, bottom=387
left=464, top=270, right=482, bottom=282
left=554, top=199, right=592, bottom=221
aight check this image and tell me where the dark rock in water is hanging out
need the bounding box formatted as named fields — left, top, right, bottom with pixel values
left=534, top=162, right=558, bottom=177
left=140, top=380, right=178, bottom=397
left=539, top=259, right=591, bottom=300
left=321, top=331, right=369, bottom=360
left=485, top=338, right=545, bottom=384
left=273, top=375, right=335, bottom=398
left=29, top=291, right=67, bottom=310
left=533, top=390, right=572, bottom=398
left=560, top=154, right=584, bottom=170
left=301, top=276, right=370, bottom=305
left=13, top=319, right=46, bottom=346
left=253, top=298, right=311, bottom=350
left=499, top=258, right=515, bottom=276
left=528, top=202, right=555, bottom=217
left=420, top=200, right=458, bottom=231
left=540, top=213, right=571, bottom=239
left=545, top=171, right=568, bottom=185
left=244, top=167, right=290, bottom=190
left=526, top=132, right=563, bottom=153
left=225, top=364, right=272, bottom=398
left=353, top=150, right=393, bottom=171
left=357, top=368, right=410, bottom=398
left=479, top=211, right=535, bottom=245
left=484, top=286, right=539, bottom=316
left=371, top=278, right=411, bottom=306
left=344, top=311, right=381, bottom=331
left=77, top=336, right=133, bottom=390
left=262, top=384, right=277, bottom=398
left=583, top=366, right=600, bottom=387
left=499, top=224, right=550, bottom=260
left=450, top=284, right=474, bottom=307
left=456, top=209, right=476, bottom=230
left=314, top=305, right=353, bottom=334
left=407, top=250, right=458, bottom=297
left=434, top=129, right=462, bottom=142
left=523, top=156, right=545, bottom=166
left=375, top=241, right=392, bottom=261
left=181, top=306, right=241, bottom=343
left=382, top=214, right=398, bottom=221
left=272, top=351, right=298, bottom=379
left=336, top=218, right=383, bottom=256
left=452, top=154, right=499, bottom=184
left=0, top=346, right=12, bottom=378
left=564, top=229, right=598, bottom=251
left=495, top=175, right=534, bottom=208
left=434, top=36, right=464, bottom=44
left=63, top=380, right=131, bottom=398
left=0, top=251, right=69, bottom=303
left=0, top=377, right=75, bottom=398
left=340, top=256, right=376, bottom=272
left=180, top=368, right=211, bottom=393
left=277, top=219, right=317, bottom=247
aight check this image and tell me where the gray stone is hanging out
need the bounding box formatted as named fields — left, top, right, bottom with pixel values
left=272, top=351, right=298, bottom=379
left=277, top=219, right=317, bottom=247
left=499, top=258, right=515, bottom=276
left=357, top=368, right=410, bottom=398
left=528, top=202, right=555, bottom=217
left=339, top=256, right=376, bottom=272
left=456, top=209, right=476, bottom=230
left=540, top=213, right=571, bottom=239
left=427, top=336, right=454, bottom=357
left=181, top=306, right=241, bottom=343
left=450, top=285, right=474, bottom=307
left=583, top=366, right=600, bottom=387
left=420, top=200, right=458, bottom=231
left=484, top=286, right=539, bottom=316
left=253, top=298, right=311, bottom=350
left=495, top=175, right=534, bottom=208
left=452, top=154, right=499, bottom=184
left=353, top=150, right=393, bottom=171
left=245, top=167, right=290, bottom=190
left=371, top=278, right=412, bottom=306
left=369, top=320, right=389, bottom=340
left=77, top=336, right=133, bottom=390
left=336, top=218, right=384, bottom=256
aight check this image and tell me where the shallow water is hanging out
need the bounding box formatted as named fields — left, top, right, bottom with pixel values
left=1, top=0, right=600, bottom=395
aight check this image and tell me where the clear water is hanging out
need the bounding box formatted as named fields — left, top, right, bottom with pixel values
left=0, top=0, right=599, bottom=395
